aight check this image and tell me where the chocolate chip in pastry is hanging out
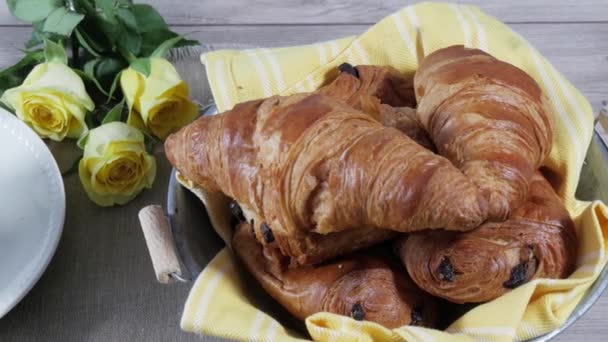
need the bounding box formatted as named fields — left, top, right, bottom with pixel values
left=232, top=221, right=439, bottom=328
left=398, top=173, right=577, bottom=303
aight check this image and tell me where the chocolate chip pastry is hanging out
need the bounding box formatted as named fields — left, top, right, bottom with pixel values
left=232, top=220, right=438, bottom=328
left=166, top=93, right=487, bottom=266
left=398, top=173, right=577, bottom=303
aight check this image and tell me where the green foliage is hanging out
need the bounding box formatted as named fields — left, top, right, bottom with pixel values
left=151, top=35, right=185, bottom=58
left=43, top=38, right=67, bottom=64
left=101, top=99, right=125, bottom=124
left=1, top=0, right=200, bottom=129
left=130, top=57, right=151, bottom=77
left=0, top=50, right=44, bottom=97
left=76, top=132, right=88, bottom=149
left=43, top=7, right=85, bottom=36
left=7, top=0, right=62, bottom=22
left=107, top=71, right=123, bottom=102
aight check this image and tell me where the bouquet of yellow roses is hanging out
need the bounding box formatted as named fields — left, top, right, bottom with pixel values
left=0, top=0, right=200, bottom=206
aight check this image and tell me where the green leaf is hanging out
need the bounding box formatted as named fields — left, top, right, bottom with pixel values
left=132, top=4, right=199, bottom=56
left=101, top=99, right=125, bottom=124
left=25, top=34, right=42, bottom=49
left=76, top=0, right=97, bottom=15
left=93, top=0, right=121, bottom=46
left=25, top=20, right=65, bottom=49
left=117, top=27, right=141, bottom=56
left=43, top=7, right=85, bottom=37
left=130, top=58, right=151, bottom=77
left=74, top=28, right=101, bottom=57
left=116, top=8, right=137, bottom=31
left=43, top=39, right=67, bottom=64
left=7, top=0, right=62, bottom=22
left=84, top=110, right=96, bottom=128
left=0, top=74, right=25, bottom=98
left=79, top=57, right=126, bottom=97
left=132, top=4, right=168, bottom=32
left=94, top=16, right=120, bottom=46
left=139, top=29, right=176, bottom=57
left=95, top=0, right=118, bottom=18
left=77, top=17, right=112, bottom=53
left=95, top=58, right=127, bottom=89
left=107, top=71, right=123, bottom=102
left=74, top=69, right=110, bottom=97
left=0, top=50, right=44, bottom=97
left=0, top=50, right=44, bottom=78
left=77, top=131, right=89, bottom=149
left=175, top=37, right=200, bottom=48
left=151, top=35, right=185, bottom=58
left=25, top=22, right=45, bottom=49
left=0, top=101, right=13, bottom=113
left=83, top=58, right=100, bottom=77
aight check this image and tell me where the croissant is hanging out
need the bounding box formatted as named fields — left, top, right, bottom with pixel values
left=415, top=45, right=554, bottom=220
left=317, top=63, right=416, bottom=108
left=166, top=93, right=487, bottom=265
left=398, top=173, right=576, bottom=303
left=364, top=101, right=435, bottom=151
left=317, top=64, right=434, bottom=149
left=232, top=221, right=438, bottom=328
left=230, top=200, right=396, bottom=266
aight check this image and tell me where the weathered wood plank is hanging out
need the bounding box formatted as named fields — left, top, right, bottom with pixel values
left=0, top=23, right=605, bottom=111
left=149, top=0, right=608, bottom=24
left=0, top=0, right=607, bottom=26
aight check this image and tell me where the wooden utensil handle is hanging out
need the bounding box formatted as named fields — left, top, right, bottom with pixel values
left=138, top=205, right=186, bottom=284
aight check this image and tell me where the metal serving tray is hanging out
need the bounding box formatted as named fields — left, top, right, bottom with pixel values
left=165, top=103, right=608, bottom=341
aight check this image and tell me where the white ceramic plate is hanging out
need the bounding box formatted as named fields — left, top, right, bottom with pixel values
left=0, top=109, right=65, bottom=318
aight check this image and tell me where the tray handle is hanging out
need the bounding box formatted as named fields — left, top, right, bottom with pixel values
left=138, top=205, right=187, bottom=284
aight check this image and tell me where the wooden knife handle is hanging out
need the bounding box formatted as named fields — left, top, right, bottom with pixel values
left=138, top=205, right=186, bottom=284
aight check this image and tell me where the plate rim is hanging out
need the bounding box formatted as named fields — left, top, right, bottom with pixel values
left=0, top=109, right=66, bottom=319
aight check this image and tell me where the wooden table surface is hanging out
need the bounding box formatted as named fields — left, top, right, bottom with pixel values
left=0, top=1, right=606, bottom=341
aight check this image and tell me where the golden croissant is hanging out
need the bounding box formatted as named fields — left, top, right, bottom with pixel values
left=317, top=63, right=417, bottom=109
left=166, top=93, right=487, bottom=265
left=398, top=173, right=576, bottom=303
left=317, top=63, right=434, bottom=149
left=229, top=198, right=396, bottom=266
left=232, top=221, right=438, bottom=328
left=415, top=45, right=554, bottom=220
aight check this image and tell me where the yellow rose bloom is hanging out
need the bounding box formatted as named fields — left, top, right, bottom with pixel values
left=121, top=58, right=198, bottom=139
left=79, top=122, right=156, bottom=206
left=1, top=62, right=94, bottom=141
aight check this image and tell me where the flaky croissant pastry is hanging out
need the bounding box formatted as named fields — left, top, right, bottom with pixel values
left=318, top=63, right=433, bottom=149
left=398, top=173, right=576, bottom=304
left=166, top=93, right=487, bottom=265
left=317, top=63, right=416, bottom=109
left=232, top=221, right=438, bottom=328
left=230, top=199, right=396, bottom=266
left=415, top=45, right=554, bottom=220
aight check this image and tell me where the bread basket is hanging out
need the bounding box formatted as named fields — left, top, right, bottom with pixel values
left=137, top=101, right=608, bottom=341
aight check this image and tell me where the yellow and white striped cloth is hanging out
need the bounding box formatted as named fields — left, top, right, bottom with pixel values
left=181, top=2, right=608, bottom=341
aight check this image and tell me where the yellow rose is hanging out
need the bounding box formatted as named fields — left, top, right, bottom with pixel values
left=1, top=62, right=94, bottom=141
left=121, top=58, right=198, bottom=139
left=79, top=122, right=156, bottom=206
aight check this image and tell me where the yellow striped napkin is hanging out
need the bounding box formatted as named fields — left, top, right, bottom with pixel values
left=181, top=2, right=608, bottom=341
